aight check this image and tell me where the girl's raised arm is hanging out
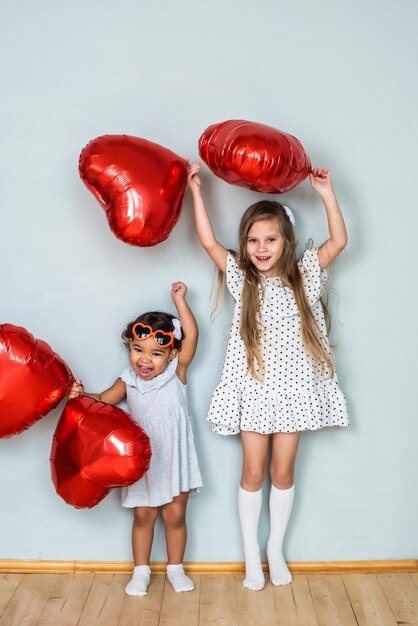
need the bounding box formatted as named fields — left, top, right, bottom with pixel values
left=171, top=282, right=198, bottom=383
left=310, top=168, right=348, bottom=269
left=187, top=164, right=227, bottom=272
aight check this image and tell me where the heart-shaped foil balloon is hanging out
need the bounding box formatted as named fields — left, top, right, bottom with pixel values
left=198, top=120, right=311, bottom=193
left=79, top=134, right=188, bottom=247
left=50, top=396, right=151, bottom=508
left=0, top=324, right=74, bottom=438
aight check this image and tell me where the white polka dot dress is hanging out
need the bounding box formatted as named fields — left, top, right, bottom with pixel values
left=207, top=249, right=349, bottom=435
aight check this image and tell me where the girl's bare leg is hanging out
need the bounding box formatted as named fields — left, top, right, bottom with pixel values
left=241, top=430, right=270, bottom=491
left=125, top=506, right=158, bottom=596
left=270, top=431, right=300, bottom=490
left=161, top=492, right=189, bottom=563
left=132, top=506, right=159, bottom=565
left=162, top=492, right=194, bottom=592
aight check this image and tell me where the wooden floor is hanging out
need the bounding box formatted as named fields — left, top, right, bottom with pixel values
left=1, top=571, right=418, bottom=625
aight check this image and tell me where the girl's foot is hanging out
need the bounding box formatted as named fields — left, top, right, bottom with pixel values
left=266, top=543, right=292, bottom=585
left=243, top=574, right=265, bottom=591
left=167, top=564, right=194, bottom=592
left=125, top=565, right=151, bottom=596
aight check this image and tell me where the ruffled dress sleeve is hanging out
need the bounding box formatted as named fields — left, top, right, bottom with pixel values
left=119, top=367, right=137, bottom=387
left=226, top=252, right=244, bottom=301
left=298, top=248, right=329, bottom=305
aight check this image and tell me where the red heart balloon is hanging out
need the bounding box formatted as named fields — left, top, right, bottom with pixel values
left=79, top=134, right=188, bottom=247
left=50, top=396, right=151, bottom=508
left=198, top=120, right=311, bottom=193
left=0, top=324, right=74, bottom=438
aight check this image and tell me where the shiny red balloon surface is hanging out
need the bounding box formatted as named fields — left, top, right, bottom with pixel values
left=198, top=120, right=311, bottom=193
left=79, top=134, right=188, bottom=247
left=50, top=396, right=151, bottom=508
left=0, top=324, right=74, bottom=438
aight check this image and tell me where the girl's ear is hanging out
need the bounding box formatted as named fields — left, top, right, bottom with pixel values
left=168, top=348, right=178, bottom=362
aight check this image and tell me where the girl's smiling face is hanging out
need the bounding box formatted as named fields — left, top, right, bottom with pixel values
left=129, top=336, right=177, bottom=380
left=246, top=218, right=285, bottom=277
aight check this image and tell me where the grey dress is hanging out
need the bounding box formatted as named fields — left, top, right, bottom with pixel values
left=119, top=357, right=202, bottom=507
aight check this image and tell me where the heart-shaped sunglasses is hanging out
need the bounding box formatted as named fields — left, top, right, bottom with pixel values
left=132, top=322, right=174, bottom=348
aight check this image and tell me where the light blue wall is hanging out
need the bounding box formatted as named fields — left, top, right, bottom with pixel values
left=1, top=0, right=417, bottom=562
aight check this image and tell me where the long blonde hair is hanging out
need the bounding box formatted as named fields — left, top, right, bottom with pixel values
left=228, top=200, right=334, bottom=381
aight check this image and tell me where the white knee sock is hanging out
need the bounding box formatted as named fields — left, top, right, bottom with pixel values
left=166, top=563, right=194, bottom=592
left=267, top=484, right=294, bottom=585
left=125, top=565, right=151, bottom=596
left=238, top=486, right=264, bottom=591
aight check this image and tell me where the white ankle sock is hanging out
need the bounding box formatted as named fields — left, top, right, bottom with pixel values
left=267, top=484, right=294, bottom=585
left=238, top=486, right=264, bottom=591
left=167, top=564, right=194, bottom=592
left=125, top=565, right=151, bottom=596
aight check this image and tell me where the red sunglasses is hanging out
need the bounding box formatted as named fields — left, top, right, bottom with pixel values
left=132, top=322, right=174, bottom=348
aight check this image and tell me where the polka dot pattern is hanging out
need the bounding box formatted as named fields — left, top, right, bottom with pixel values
left=207, top=249, right=349, bottom=435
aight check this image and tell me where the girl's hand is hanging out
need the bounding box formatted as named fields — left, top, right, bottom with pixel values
left=187, top=163, right=202, bottom=194
left=68, top=380, right=84, bottom=399
left=309, top=168, right=334, bottom=198
left=171, top=281, right=187, bottom=302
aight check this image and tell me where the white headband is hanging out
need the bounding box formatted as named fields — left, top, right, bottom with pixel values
left=172, top=318, right=182, bottom=340
left=283, top=205, right=295, bottom=225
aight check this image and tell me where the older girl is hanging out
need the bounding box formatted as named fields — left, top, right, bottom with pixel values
left=188, top=164, right=348, bottom=591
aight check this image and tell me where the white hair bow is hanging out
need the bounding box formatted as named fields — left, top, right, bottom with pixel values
left=283, top=205, right=295, bottom=225
left=172, top=318, right=182, bottom=340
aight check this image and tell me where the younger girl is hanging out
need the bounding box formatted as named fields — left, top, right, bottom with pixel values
left=69, top=282, right=202, bottom=596
left=188, top=164, right=348, bottom=591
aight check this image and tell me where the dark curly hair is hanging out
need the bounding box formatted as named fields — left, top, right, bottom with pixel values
left=122, top=310, right=183, bottom=351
